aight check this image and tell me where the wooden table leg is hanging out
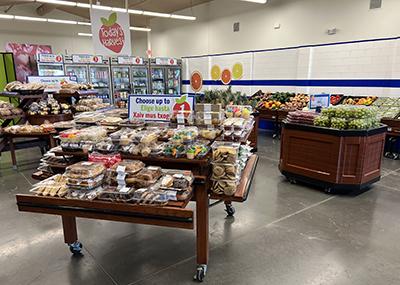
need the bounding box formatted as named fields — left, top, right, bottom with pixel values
left=49, top=134, right=56, bottom=149
left=195, top=183, right=209, bottom=281
left=61, top=216, right=78, bottom=244
left=8, top=137, right=17, bottom=169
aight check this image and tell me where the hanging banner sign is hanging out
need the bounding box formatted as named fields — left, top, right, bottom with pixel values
left=72, top=54, right=103, bottom=64
left=128, top=94, right=194, bottom=121
left=38, top=53, right=63, bottom=63
left=90, top=9, right=131, bottom=56
left=118, top=56, right=143, bottom=65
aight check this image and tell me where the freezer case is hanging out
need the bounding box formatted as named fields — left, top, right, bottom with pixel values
left=89, top=65, right=111, bottom=102
left=111, top=66, right=131, bottom=102
left=166, top=67, right=181, bottom=95
left=65, top=65, right=89, bottom=84
left=151, top=67, right=165, bottom=95
left=131, top=67, right=149, bottom=95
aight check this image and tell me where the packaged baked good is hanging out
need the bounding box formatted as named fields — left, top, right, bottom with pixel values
left=111, top=160, right=145, bottom=175
left=199, top=128, right=222, bottom=140
left=211, top=179, right=238, bottom=196
left=160, top=170, right=194, bottom=189
left=128, top=166, right=162, bottom=188
left=66, top=187, right=102, bottom=200
left=131, top=188, right=169, bottom=206
left=65, top=162, right=106, bottom=179
left=170, top=110, right=194, bottom=125
left=66, top=174, right=105, bottom=190
left=223, top=117, right=247, bottom=130
left=170, top=127, right=198, bottom=144
left=211, top=141, right=240, bottom=163
left=195, top=103, right=222, bottom=113
left=211, top=163, right=239, bottom=180
left=30, top=174, right=68, bottom=197
left=186, top=143, right=210, bottom=159
left=97, top=186, right=137, bottom=202
left=88, top=152, right=122, bottom=168
left=195, top=111, right=224, bottom=125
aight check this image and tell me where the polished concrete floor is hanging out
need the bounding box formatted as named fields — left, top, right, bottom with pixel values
left=1, top=131, right=400, bottom=285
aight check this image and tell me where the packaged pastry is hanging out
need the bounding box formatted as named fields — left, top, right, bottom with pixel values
left=186, top=143, right=210, bottom=159
left=195, top=103, right=222, bottom=113
left=97, top=186, right=137, bottom=202
left=132, top=188, right=169, bottom=206
left=110, top=128, right=138, bottom=146
left=170, top=127, right=198, bottom=144
left=211, top=179, right=238, bottom=196
left=170, top=110, right=194, bottom=125
left=199, top=128, right=222, bottom=140
left=128, top=166, right=162, bottom=188
left=30, top=174, right=68, bottom=197
left=223, top=117, right=247, bottom=130
left=111, top=160, right=145, bottom=175
left=66, top=174, right=105, bottom=190
left=163, top=143, right=186, bottom=158
left=65, top=162, right=106, bottom=179
left=100, top=116, right=123, bottom=126
left=88, top=152, right=122, bottom=168
left=211, top=163, right=239, bottom=180
left=66, top=187, right=102, bottom=200
left=211, top=141, right=240, bottom=163
left=160, top=170, right=194, bottom=190
left=195, top=112, right=224, bottom=125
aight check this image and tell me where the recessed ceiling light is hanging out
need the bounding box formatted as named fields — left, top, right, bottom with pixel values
left=15, top=15, right=47, bottom=22
left=78, top=32, right=92, bottom=37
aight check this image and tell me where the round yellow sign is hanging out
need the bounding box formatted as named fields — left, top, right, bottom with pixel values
left=211, top=65, right=221, bottom=80
left=232, top=63, right=243, bottom=79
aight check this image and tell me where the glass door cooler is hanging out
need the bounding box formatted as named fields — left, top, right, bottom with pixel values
left=89, top=58, right=111, bottom=102
left=167, top=67, right=181, bottom=95
left=65, top=65, right=88, bottom=84
left=150, top=57, right=182, bottom=95
left=151, top=67, right=165, bottom=95
left=110, top=57, right=131, bottom=105
left=37, top=54, right=65, bottom=76
left=131, top=57, right=149, bottom=95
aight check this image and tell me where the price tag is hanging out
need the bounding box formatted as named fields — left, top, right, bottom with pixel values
left=165, top=190, right=177, bottom=201
left=118, top=186, right=130, bottom=193
left=204, top=113, right=212, bottom=125
left=388, top=127, right=392, bottom=132
left=116, top=165, right=126, bottom=174
left=177, top=113, right=185, bottom=125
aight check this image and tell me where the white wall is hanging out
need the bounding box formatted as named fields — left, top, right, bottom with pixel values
left=149, top=0, right=400, bottom=58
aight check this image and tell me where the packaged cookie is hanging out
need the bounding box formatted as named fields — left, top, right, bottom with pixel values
left=211, top=163, right=239, bottom=180
left=66, top=174, right=105, bottom=190
left=211, top=141, right=240, bottom=163
left=211, top=179, right=238, bottom=196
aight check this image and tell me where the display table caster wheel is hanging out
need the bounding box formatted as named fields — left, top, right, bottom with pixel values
left=288, top=178, right=297, bottom=184
left=225, top=204, right=236, bottom=217
left=194, top=264, right=207, bottom=282
left=68, top=241, right=83, bottom=255
left=324, top=187, right=333, bottom=194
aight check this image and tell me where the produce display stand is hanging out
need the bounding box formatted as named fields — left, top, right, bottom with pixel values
left=256, top=109, right=288, bottom=138
left=279, top=122, right=387, bottom=193
left=6, top=132, right=57, bottom=169
left=16, top=152, right=258, bottom=282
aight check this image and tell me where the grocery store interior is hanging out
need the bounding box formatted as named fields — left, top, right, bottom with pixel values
left=1, top=0, right=400, bottom=284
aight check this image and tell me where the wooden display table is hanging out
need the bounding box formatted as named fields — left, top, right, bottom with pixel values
left=5, top=132, right=56, bottom=169
left=279, top=122, right=387, bottom=193
left=16, top=154, right=258, bottom=282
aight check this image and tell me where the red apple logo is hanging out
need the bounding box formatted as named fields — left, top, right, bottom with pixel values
left=173, top=95, right=191, bottom=114
left=99, top=12, right=125, bottom=53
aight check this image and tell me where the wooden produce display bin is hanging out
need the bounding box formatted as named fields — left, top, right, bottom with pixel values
left=279, top=122, right=387, bottom=193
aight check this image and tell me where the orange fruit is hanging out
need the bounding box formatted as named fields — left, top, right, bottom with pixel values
left=190, top=71, right=203, bottom=92
left=221, top=69, right=232, bottom=85
left=211, top=65, right=221, bottom=80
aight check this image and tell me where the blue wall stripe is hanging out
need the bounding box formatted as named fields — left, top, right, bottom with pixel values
left=182, top=79, right=400, bottom=88
left=181, top=36, right=400, bottom=59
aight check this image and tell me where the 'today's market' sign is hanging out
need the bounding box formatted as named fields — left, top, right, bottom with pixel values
left=128, top=95, right=194, bottom=121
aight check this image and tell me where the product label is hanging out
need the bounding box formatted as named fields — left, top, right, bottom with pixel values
left=204, top=113, right=212, bottom=125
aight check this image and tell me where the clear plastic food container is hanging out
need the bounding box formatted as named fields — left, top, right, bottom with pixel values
left=65, top=162, right=106, bottom=179
left=170, top=127, right=199, bottom=144
left=66, top=187, right=102, bottom=201
left=198, top=127, right=222, bottom=140
left=195, top=103, right=222, bottom=112
left=211, top=141, right=240, bottom=163
left=195, top=111, right=224, bottom=125
left=211, top=163, right=240, bottom=180
left=170, top=110, right=194, bottom=125
left=211, top=179, right=239, bottom=196
left=66, top=174, right=105, bottom=190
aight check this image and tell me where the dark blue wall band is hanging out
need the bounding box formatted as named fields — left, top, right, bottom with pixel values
left=182, top=79, right=400, bottom=88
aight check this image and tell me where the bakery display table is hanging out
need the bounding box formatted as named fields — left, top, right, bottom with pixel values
left=16, top=154, right=258, bottom=282
left=6, top=132, right=56, bottom=169
left=279, top=122, right=387, bottom=193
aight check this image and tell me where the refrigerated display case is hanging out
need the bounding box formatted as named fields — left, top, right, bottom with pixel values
left=131, top=57, right=149, bottom=95
left=65, top=64, right=88, bottom=84
left=64, top=55, right=111, bottom=102
left=150, top=57, right=182, bottom=95
left=89, top=62, right=111, bottom=102
left=110, top=57, right=131, bottom=105
left=37, top=54, right=65, bottom=76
